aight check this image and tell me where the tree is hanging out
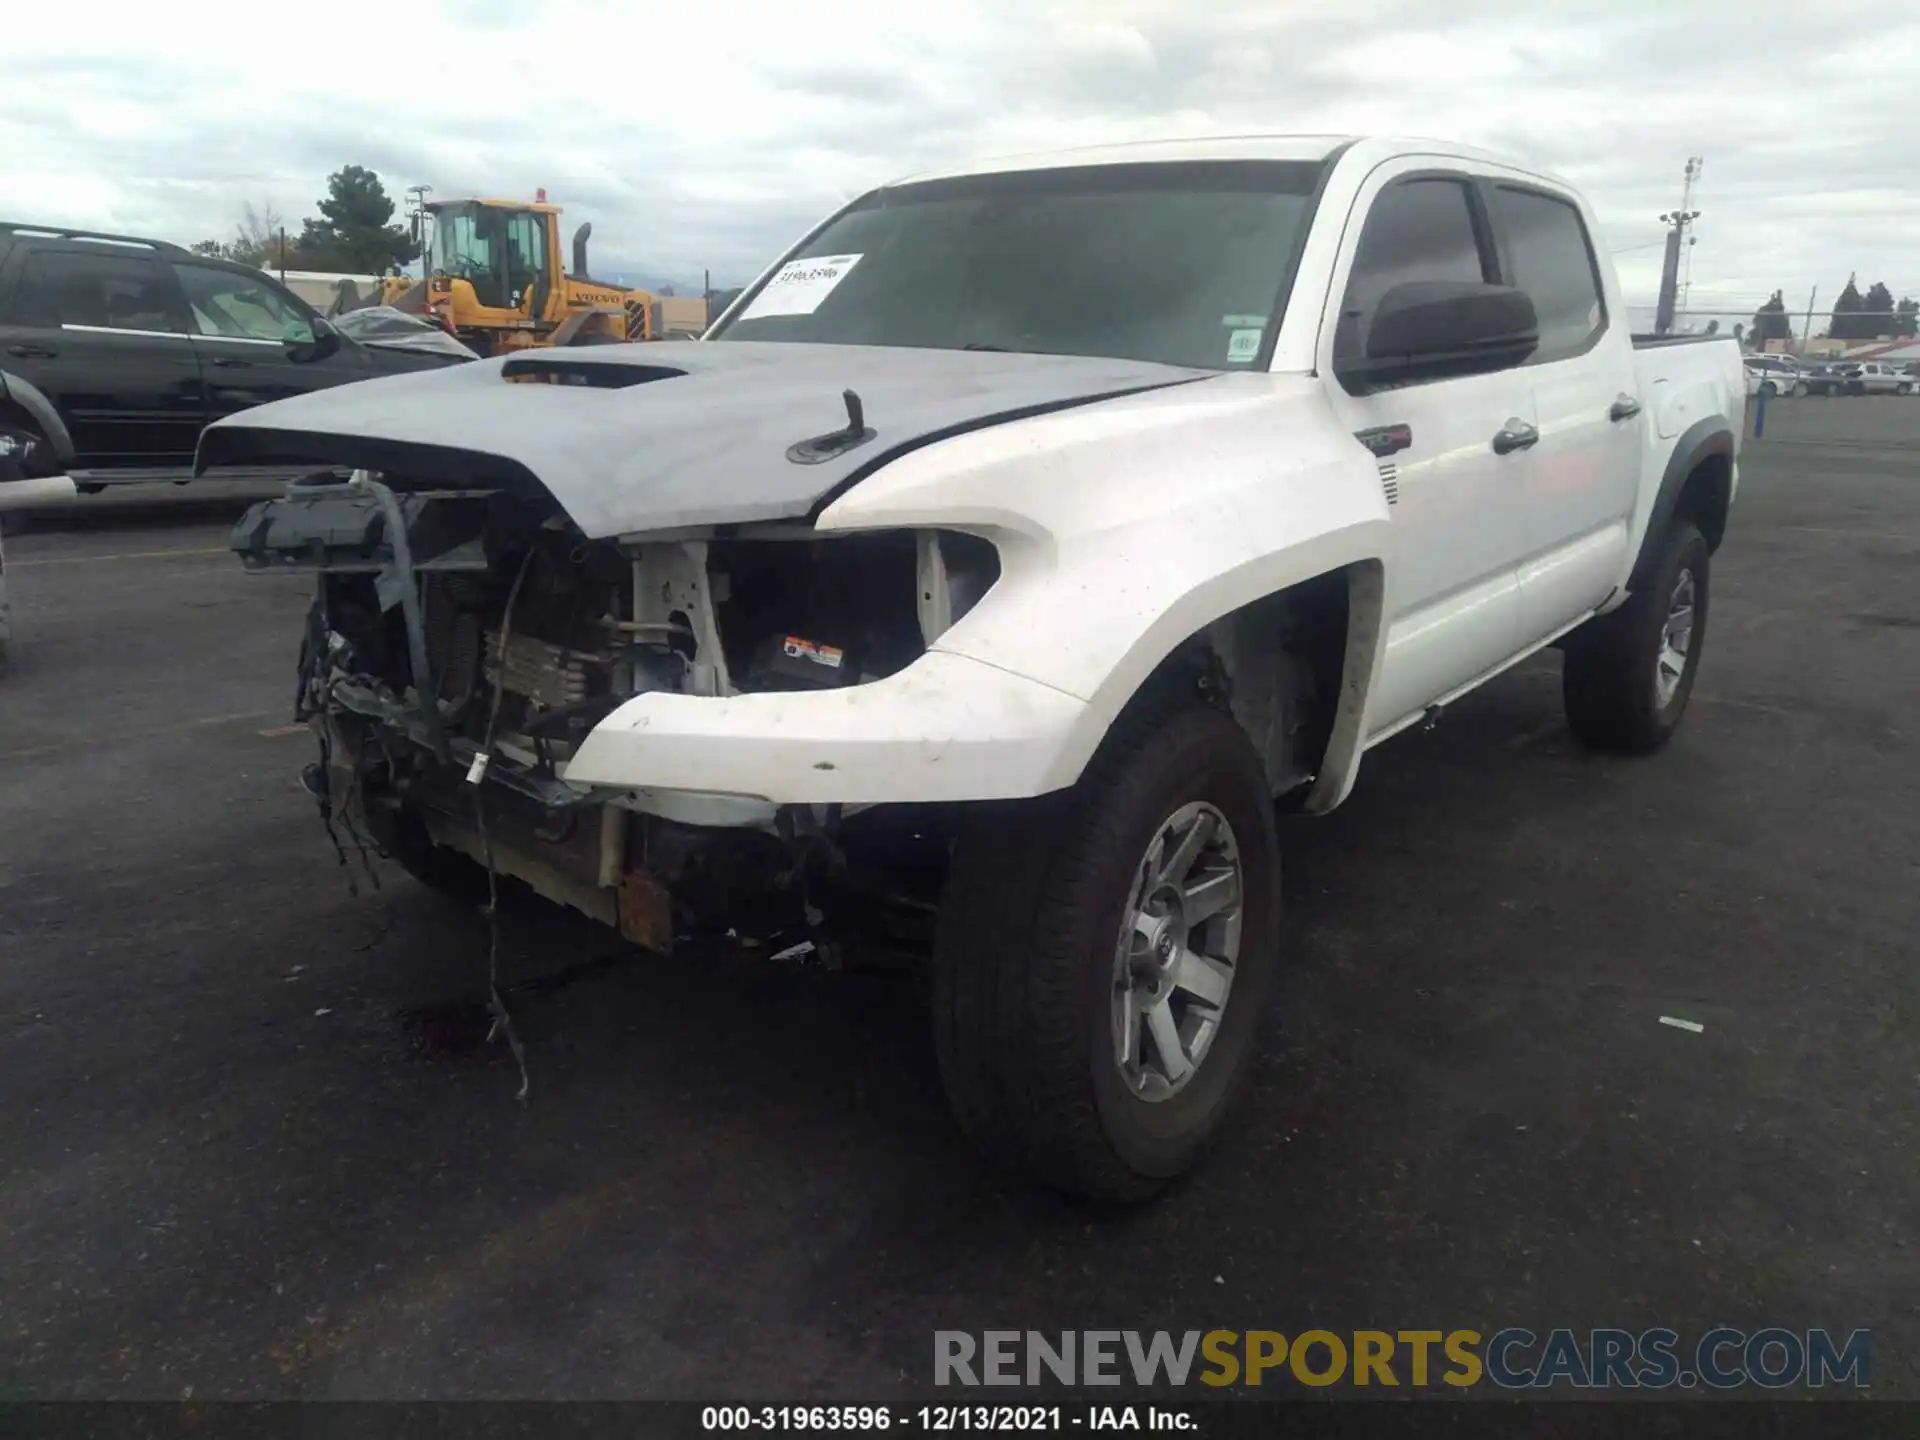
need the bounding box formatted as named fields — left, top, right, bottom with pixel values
left=1829, top=274, right=1865, bottom=340
left=229, top=201, right=285, bottom=268
left=1733, top=321, right=1746, bottom=345
left=190, top=200, right=286, bottom=268
left=1897, top=298, right=1919, bottom=340
left=1863, top=281, right=1895, bottom=338
left=296, top=165, right=418, bottom=273
left=1750, top=290, right=1793, bottom=346
left=1704, top=319, right=1720, bottom=335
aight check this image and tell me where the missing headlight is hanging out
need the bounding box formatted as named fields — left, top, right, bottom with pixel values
left=711, top=529, right=1000, bottom=693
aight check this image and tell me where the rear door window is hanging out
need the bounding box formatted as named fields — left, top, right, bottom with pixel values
left=17, top=249, right=185, bottom=333
left=1490, top=185, right=1607, bottom=364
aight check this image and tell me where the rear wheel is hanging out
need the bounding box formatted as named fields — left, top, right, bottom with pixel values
left=932, top=702, right=1281, bottom=1203
left=1563, top=520, right=1709, bottom=753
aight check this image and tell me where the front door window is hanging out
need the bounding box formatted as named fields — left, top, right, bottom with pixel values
left=172, top=264, right=315, bottom=343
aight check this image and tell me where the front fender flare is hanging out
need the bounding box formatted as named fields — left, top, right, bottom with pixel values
left=0, top=369, right=76, bottom=473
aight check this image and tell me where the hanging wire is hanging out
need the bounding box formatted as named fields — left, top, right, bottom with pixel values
left=473, top=547, right=538, bottom=1104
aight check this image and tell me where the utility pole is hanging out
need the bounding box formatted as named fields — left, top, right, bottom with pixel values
left=1653, top=158, right=1703, bottom=336
left=1802, top=286, right=1818, bottom=355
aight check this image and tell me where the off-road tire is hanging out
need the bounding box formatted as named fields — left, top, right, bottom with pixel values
left=932, top=703, right=1282, bottom=1203
left=1563, top=520, right=1710, bottom=753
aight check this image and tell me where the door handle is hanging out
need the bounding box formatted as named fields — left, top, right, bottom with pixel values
left=7, top=342, right=57, bottom=359
left=1609, top=394, right=1643, bottom=422
left=209, top=356, right=251, bottom=368
left=1491, top=420, right=1538, bottom=455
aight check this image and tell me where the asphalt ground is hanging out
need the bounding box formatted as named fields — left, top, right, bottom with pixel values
left=0, top=410, right=1916, bottom=1403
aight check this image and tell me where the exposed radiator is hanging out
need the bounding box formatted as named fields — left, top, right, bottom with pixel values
left=422, top=574, right=484, bottom=706
left=483, top=630, right=595, bottom=711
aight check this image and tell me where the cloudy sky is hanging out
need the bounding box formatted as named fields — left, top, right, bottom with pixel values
left=4, top=0, right=1916, bottom=324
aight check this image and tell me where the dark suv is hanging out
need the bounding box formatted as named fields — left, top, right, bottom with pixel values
left=0, top=223, right=467, bottom=492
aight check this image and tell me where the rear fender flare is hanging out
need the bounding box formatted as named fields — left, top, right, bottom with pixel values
left=1630, top=417, right=1732, bottom=591
left=0, top=369, right=76, bottom=471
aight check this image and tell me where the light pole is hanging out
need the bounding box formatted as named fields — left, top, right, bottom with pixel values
left=1653, top=207, right=1701, bottom=336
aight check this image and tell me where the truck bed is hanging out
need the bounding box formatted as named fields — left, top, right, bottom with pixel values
left=1631, top=333, right=1739, bottom=349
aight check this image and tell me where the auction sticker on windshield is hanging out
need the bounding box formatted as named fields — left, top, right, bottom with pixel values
left=1227, top=328, right=1263, bottom=363
left=739, top=254, right=863, bottom=319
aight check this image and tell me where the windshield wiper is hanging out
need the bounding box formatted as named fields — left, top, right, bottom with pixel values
left=961, top=342, right=1012, bottom=352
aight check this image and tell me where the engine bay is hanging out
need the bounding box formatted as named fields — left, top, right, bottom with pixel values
left=234, top=477, right=999, bottom=769
left=228, top=473, right=999, bottom=953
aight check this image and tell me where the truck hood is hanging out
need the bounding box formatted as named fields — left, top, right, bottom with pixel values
left=195, top=341, right=1209, bottom=537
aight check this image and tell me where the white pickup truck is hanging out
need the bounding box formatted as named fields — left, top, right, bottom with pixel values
left=205, top=135, right=1743, bottom=1201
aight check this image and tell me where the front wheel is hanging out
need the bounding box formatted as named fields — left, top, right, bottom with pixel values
left=1562, top=520, right=1710, bottom=753
left=1758, top=381, right=1777, bottom=400
left=932, top=703, right=1281, bottom=1202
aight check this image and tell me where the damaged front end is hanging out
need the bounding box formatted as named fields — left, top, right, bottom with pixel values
left=232, top=470, right=998, bottom=954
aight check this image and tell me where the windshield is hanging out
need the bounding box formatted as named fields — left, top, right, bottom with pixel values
left=711, top=160, right=1327, bottom=370
left=430, top=204, right=494, bottom=280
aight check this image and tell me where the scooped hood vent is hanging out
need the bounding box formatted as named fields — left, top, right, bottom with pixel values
left=501, top=356, right=687, bottom=389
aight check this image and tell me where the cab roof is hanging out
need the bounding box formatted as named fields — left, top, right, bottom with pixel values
left=428, top=199, right=562, bottom=214
left=887, top=133, right=1559, bottom=190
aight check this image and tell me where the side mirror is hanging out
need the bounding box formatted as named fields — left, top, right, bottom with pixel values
left=287, top=316, right=344, bottom=363
left=1340, top=281, right=1538, bottom=388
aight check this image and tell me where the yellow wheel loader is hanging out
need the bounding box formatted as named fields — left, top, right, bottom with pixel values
left=378, top=194, right=659, bottom=355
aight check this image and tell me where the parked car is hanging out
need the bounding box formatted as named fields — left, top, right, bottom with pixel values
left=1742, top=354, right=1804, bottom=398
left=1806, top=360, right=1913, bottom=397
left=1803, top=362, right=1850, bottom=396
left=1853, top=361, right=1912, bottom=395
left=208, top=134, right=1743, bottom=1201
left=0, top=223, right=472, bottom=493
